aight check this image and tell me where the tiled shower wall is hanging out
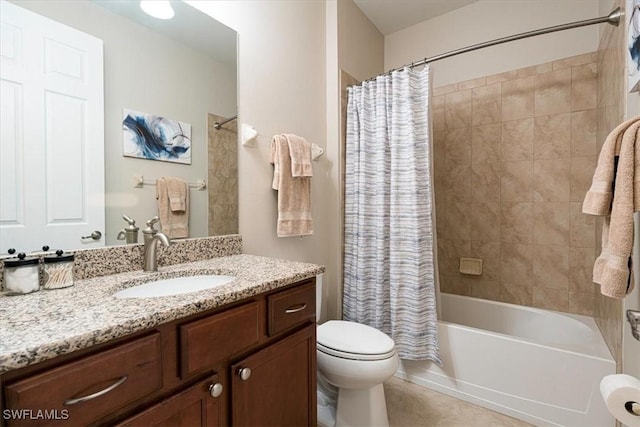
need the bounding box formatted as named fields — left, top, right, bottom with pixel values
left=208, top=113, right=239, bottom=236
left=433, top=52, right=598, bottom=316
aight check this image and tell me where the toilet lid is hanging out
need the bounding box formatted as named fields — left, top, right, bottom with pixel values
left=317, top=320, right=396, bottom=360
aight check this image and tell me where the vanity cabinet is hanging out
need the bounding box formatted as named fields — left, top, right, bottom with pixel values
left=0, top=278, right=316, bottom=427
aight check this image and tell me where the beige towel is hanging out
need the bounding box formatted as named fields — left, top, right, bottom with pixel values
left=583, top=116, right=640, bottom=215
left=156, top=177, right=189, bottom=239
left=167, top=178, right=188, bottom=212
left=270, top=134, right=313, bottom=237
left=284, top=133, right=313, bottom=177
left=583, top=117, right=640, bottom=298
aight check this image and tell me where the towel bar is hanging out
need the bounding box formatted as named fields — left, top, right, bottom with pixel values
left=132, top=175, right=206, bottom=191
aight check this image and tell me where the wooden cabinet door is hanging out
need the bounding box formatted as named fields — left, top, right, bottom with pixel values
left=116, top=376, right=222, bottom=427
left=231, top=325, right=316, bottom=427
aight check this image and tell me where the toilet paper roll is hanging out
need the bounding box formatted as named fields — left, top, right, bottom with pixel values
left=600, top=374, right=640, bottom=427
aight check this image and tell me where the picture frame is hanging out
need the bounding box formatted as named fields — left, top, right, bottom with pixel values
left=122, top=109, right=192, bottom=164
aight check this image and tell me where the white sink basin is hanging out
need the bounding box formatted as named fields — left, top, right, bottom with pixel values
left=114, top=275, right=235, bottom=299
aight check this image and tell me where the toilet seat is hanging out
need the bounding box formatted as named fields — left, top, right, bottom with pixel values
left=317, top=320, right=396, bottom=361
left=317, top=342, right=396, bottom=361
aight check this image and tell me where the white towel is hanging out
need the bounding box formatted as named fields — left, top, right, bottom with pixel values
left=156, top=177, right=189, bottom=238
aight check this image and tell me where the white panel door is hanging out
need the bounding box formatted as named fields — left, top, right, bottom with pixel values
left=0, top=1, right=104, bottom=253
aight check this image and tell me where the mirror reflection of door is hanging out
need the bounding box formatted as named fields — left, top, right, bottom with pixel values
left=0, top=1, right=105, bottom=253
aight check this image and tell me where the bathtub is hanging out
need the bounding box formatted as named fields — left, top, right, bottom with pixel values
left=396, top=293, right=616, bottom=426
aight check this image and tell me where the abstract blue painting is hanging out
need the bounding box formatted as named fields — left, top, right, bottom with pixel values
left=122, top=109, right=192, bottom=164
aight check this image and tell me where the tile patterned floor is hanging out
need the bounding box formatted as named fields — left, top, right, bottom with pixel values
left=384, top=377, right=534, bottom=427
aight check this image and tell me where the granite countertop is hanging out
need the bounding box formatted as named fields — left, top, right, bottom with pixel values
left=0, top=254, right=324, bottom=374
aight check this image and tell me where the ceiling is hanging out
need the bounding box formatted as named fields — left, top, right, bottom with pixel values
left=353, top=0, right=479, bottom=35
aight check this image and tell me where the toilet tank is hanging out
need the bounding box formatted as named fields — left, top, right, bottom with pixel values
left=316, top=273, right=323, bottom=321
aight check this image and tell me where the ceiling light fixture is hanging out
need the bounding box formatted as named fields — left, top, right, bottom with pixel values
left=139, top=1, right=175, bottom=20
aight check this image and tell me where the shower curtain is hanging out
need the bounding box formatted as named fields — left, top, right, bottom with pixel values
left=343, top=65, right=441, bottom=364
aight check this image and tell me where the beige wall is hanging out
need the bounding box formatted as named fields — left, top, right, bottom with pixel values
left=188, top=1, right=341, bottom=320
left=337, top=0, right=384, bottom=82
left=598, top=0, right=616, bottom=39
left=433, top=53, right=598, bottom=315
left=385, top=0, right=600, bottom=88
left=324, top=0, right=340, bottom=322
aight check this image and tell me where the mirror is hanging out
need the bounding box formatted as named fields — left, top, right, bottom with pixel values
left=0, top=0, right=238, bottom=253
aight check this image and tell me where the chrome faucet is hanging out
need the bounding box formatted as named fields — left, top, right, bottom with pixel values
left=142, top=216, right=170, bottom=272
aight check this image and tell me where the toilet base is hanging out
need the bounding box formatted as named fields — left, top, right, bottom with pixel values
left=335, top=383, right=389, bottom=427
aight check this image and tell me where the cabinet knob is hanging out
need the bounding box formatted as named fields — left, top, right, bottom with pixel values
left=209, top=382, right=223, bottom=398
left=237, top=367, right=252, bottom=381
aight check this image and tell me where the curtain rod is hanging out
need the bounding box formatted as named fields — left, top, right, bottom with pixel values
left=358, top=7, right=622, bottom=85
left=214, top=115, right=237, bottom=130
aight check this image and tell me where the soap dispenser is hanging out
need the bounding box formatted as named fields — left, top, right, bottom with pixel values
left=117, top=214, right=140, bottom=244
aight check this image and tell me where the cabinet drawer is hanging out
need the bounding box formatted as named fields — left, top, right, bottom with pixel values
left=180, top=302, right=260, bottom=378
left=4, top=333, right=162, bottom=427
left=268, top=281, right=315, bottom=336
left=116, top=375, right=220, bottom=427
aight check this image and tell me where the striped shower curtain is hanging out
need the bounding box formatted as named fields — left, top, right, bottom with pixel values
left=343, top=65, right=441, bottom=364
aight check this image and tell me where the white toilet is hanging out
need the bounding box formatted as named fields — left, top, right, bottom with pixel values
left=315, top=275, right=400, bottom=427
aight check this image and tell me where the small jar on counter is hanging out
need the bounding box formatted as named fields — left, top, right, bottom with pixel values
left=4, top=253, right=40, bottom=294
left=43, top=250, right=75, bottom=290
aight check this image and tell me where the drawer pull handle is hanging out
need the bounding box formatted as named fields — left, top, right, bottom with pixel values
left=63, top=375, right=128, bottom=406
left=285, top=303, right=307, bottom=314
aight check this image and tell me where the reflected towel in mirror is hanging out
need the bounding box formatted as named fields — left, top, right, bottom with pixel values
left=156, top=177, right=189, bottom=238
